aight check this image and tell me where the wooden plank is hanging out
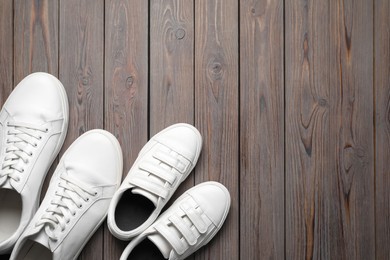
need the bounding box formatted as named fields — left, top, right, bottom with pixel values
left=14, top=0, right=58, bottom=82
left=150, top=0, right=194, bottom=210
left=194, top=0, right=239, bottom=259
left=375, top=0, right=390, bottom=258
left=239, top=0, right=284, bottom=259
left=0, top=0, right=13, bottom=104
left=285, top=0, right=374, bottom=259
left=14, top=0, right=59, bottom=202
left=59, top=0, right=104, bottom=259
left=104, top=0, right=148, bottom=259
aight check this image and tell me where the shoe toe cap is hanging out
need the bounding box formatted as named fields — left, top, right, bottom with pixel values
left=5, top=72, right=67, bottom=124
left=187, top=182, right=230, bottom=226
left=63, top=130, right=122, bottom=186
left=154, top=123, right=202, bottom=163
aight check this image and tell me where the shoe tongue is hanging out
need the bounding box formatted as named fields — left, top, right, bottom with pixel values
left=147, top=234, right=171, bottom=259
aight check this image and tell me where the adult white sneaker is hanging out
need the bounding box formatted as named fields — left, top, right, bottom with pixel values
left=107, top=123, right=202, bottom=240
left=119, top=181, right=230, bottom=260
left=0, top=72, right=69, bottom=254
left=10, top=129, right=123, bottom=260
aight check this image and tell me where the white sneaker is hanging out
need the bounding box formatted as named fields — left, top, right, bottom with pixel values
left=0, top=73, right=69, bottom=253
left=107, top=123, right=202, bottom=240
left=119, top=181, right=230, bottom=260
left=10, top=129, right=123, bottom=260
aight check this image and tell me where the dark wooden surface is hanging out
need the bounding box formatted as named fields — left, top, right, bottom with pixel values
left=0, top=0, right=388, bottom=259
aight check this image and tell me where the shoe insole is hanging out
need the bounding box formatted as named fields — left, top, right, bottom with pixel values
left=0, top=188, right=22, bottom=243
left=16, top=240, right=52, bottom=260
left=115, top=189, right=155, bottom=231
left=127, top=238, right=165, bottom=260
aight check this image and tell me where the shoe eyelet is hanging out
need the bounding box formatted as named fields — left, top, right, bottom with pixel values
left=86, top=198, right=90, bottom=202
left=33, top=143, right=37, bottom=147
left=38, top=136, right=42, bottom=140
left=72, top=212, right=76, bottom=216
left=78, top=204, right=83, bottom=208
left=45, top=128, right=49, bottom=133
left=29, top=152, right=33, bottom=156
left=6, top=122, right=9, bottom=126
left=21, top=169, right=24, bottom=173
left=94, top=192, right=98, bottom=196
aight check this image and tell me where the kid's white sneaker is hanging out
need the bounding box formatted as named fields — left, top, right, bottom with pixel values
left=107, top=123, right=202, bottom=240
left=120, top=181, right=231, bottom=260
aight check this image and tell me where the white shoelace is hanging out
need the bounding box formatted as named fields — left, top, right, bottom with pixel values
left=129, top=149, right=185, bottom=200
left=35, top=174, right=97, bottom=241
left=0, top=121, right=48, bottom=185
left=154, top=203, right=210, bottom=255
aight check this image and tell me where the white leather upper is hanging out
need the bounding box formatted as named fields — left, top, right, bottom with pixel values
left=107, top=123, right=202, bottom=240
left=10, top=130, right=123, bottom=260
left=0, top=72, right=68, bottom=254
left=120, top=182, right=231, bottom=260
left=4, top=73, right=66, bottom=124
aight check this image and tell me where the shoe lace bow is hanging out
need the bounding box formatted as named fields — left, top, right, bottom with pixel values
left=0, top=121, right=47, bottom=186
left=35, top=174, right=96, bottom=241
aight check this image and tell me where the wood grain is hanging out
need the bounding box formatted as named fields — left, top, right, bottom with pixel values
left=150, top=0, right=195, bottom=214
left=14, top=0, right=58, bottom=83
left=0, top=0, right=13, bottom=104
left=59, top=0, right=104, bottom=259
left=14, top=0, right=59, bottom=203
left=240, top=0, right=284, bottom=259
left=194, top=0, right=239, bottom=259
left=104, top=0, right=148, bottom=258
left=375, top=0, right=390, bottom=258
left=285, top=0, right=374, bottom=259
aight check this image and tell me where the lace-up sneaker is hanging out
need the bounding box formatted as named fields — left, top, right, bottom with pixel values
left=10, top=129, right=123, bottom=260
left=0, top=73, right=69, bottom=253
left=107, top=123, right=202, bottom=240
left=119, top=182, right=230, bottom=260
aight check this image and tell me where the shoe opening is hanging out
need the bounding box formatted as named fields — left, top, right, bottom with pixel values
left=0, top=188, right=22, bottom=243
left=127, top=238, right=164, bottom=260
left=114, top=189, right=155, bottom=231
left=13, top=239, right=52, bottom=260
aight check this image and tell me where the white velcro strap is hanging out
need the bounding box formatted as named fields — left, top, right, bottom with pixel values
left=139, top=162, right=176, bottom=184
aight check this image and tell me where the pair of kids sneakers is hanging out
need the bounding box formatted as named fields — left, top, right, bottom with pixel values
left=0, top=73, right=230, bottom=260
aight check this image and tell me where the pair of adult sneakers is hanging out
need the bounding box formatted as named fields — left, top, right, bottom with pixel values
left=0, top=73, right=230, bottom=260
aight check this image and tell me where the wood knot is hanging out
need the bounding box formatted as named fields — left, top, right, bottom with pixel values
left=208, top=61, right=223, bottom=81
left=81, top=76, right=89, bottom=86
left=175, top=28, right=186, bottom=40
left=126, top=76, right=134, bottom=88
left=318, top=98, right=328, bottom=107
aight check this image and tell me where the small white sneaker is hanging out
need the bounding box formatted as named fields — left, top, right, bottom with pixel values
left=10, top=129, right=123, bottom=260
left=119, top=181, right=230, bottom=260
left=0, top=73, right=69, bottom=253
left=107, top=123, right=202, bottom=240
